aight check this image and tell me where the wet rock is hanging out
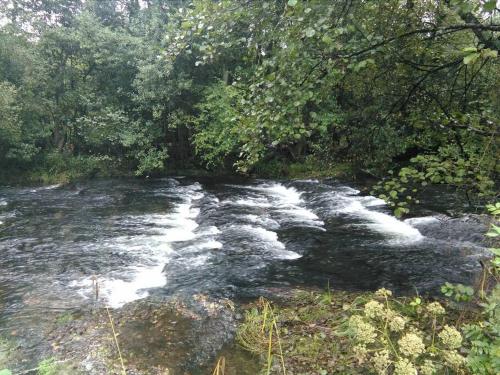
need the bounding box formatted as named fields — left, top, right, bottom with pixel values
left=46, top=295, right=239, bottom=375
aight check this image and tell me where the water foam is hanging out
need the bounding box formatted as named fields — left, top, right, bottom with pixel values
left=227, top=183, right=324, bottom=235
left=243, top=214, right=280, bottom=230
left=331, top=190, right=423, bottom=243
left=258, top=183, right=325, bottom=229
left=404, top=216, right=440, bottom=226
left=30, top=184, right=61, bottom=193
left=71, top=182, right=206, bottom=308
left=257, top=183, right=303, bottom=205
left=232, top=224, right=301, bottom=260
left=232, top=197, right=272, bottom=208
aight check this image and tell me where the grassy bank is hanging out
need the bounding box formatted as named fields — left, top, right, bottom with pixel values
left=0, top=155, right=362, bottom=187
left=0, top=153, right=133, bottom=186
left=235, top=285, right=499, bottom=375
left=251, top=157, right=358, bottom=180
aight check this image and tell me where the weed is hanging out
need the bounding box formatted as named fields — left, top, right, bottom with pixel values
left=106, top=307, right=126, bottom=375
left=212, top=356, right=226, bottom=375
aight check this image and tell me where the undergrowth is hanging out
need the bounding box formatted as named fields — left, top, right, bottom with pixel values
left=236, top=286, right=498, bottom=375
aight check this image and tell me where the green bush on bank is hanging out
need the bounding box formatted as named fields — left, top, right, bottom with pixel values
left=0, top=152, right=127, bottom=185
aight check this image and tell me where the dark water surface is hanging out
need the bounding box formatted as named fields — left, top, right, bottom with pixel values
left=0, top=177, right=488, bottom=372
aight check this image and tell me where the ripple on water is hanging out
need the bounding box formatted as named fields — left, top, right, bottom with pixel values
left=0, top=177, right=489, bottom=374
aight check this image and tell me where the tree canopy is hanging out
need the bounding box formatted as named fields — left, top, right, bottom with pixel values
left=0, top=0, right=498, bottom=208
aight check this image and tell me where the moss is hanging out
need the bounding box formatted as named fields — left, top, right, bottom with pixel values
left=37, top=358, right=80, bottom=375
left=0, top=337, right=12, bottom=369
left=55, top=311, right=75, bottom=325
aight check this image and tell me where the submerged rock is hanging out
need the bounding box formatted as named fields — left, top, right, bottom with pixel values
left=409, top=214, right=490, bottom=245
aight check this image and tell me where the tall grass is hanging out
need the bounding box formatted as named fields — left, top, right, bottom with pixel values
left=105, top=307, right=126, bottom=375
left=212, top=356, right=226, bottom=375
left=237, top=297, right=287, bottom=375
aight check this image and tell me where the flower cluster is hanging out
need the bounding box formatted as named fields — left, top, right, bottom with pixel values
left=353, top=344, right=368, bottom=363
left=389, top=315, right=406, bottom=332
left=438, top=325, right=462, bottom=349
left=443, top=350, right=466, bottom=369
left=398, top=333, right=425, bottom=358
left=375, top=288, right=393, bottom=299
left=364, top=300, right=385, bottom=319
left=426, top=301, right=445, bottom=316
left=372, top=349, right=391, bottom=374
left=343, top=289, right=467, bottom=375
left=348, top=315, right=377, bottom=344
left=419, top=360, right=436, bottom=375
left=394, top=358, right=417, bottom=375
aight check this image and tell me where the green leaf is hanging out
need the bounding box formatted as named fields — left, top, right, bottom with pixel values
left=489, top=248, right=500, bottom=256
left=287, top=0, right=298, bottom=6
left=462, top=47, right=477, bottom=53
left=481, top=48, right=498, bottom=59
left=321, top=35, right=332, bottom=45
left=394, top=207, right=406, bottom=218
left=463, top=52, right=480, bottom=65
left=0, top=370, right=12, bottom=375
left=484, top=0, right=497, bottom=11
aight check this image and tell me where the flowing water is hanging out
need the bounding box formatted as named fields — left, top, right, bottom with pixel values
left=0, top=177, right=488, bottom=372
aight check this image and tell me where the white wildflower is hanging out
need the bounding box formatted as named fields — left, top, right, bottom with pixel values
left=375, top=288, right=393, bottom=298
left=398, top=333, right=425, bottom=358
left=348, top=315, right=377, bottom=344
left=443, top=350, right=466, bottom=369
left=364, top=300, right=385, bottom=319
left=419, top=359, right=436, bottom=375
left=353, top=344, right=368, bottom=363
left=372, top=349, right=391, bottom=374
left=389, top=316, right=406, bottom=332
left=394, top=358, right=417, bottom=375
left=426, top=301, right=445, bottom=315
left=438, top=325, right=462, bottom=349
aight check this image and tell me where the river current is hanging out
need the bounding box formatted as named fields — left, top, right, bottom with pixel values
left=0, top=177, right=488, bottom=372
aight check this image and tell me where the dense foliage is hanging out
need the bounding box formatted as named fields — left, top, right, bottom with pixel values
left=0, top=0, right=498, bottom=204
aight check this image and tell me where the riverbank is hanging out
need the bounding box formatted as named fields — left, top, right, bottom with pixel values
left=234, top=286, right=498, bottom=375
left=0, top=154, right=361, bottom=187
left=1, top=285, right=497, bottom=375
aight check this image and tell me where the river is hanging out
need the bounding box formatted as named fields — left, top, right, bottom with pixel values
left=0, top=177, right=488, bottom=373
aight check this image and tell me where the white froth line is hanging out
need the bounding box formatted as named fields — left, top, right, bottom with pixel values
left=404, top=216, right=440, bottom=226
left=339, top=200, right=423, bottom=241
left=30, top=184, right=61, bottom=192
left=231, top=224, right=302, bottom=259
